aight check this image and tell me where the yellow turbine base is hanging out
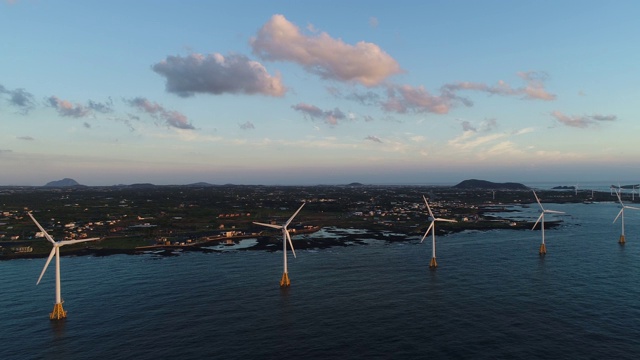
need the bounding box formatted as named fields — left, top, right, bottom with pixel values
left=49, top=302, right=67, bottom=320
left=539, top=243, right=547, bottom=255
left=280, top=272, right=291, bottom=287
left=619, top=235, right=626, bottom=244
left=429, top=257, right=438, bottom=268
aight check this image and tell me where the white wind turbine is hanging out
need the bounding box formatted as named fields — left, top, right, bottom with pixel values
left=29, top=212, right=100, bottom=320
left=531, top=190, right=564, bottom=255
left=613, top=189, right=640, bottom=244
left=253, top=202, right=305, bottom=287
left=420, top=195, right=457, bottom=268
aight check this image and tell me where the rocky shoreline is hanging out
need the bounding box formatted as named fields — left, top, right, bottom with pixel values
left=1, top=219, right=560, bottom=260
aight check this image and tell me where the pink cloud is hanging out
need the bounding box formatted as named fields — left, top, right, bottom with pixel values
left=251, top=14, right=401, bottom=87
left=153, top=53, right=286, bottom=97
left=47, top=96, right=91, bottom=118
left=127, top=97, right=195, bottom=130
left=442, top=71, right=556, bottom=101
left=551, top=110, right=617, bottom=128
left=292, top=102, right=346, bottom=125
left=382, top=84, right=453, bottom=114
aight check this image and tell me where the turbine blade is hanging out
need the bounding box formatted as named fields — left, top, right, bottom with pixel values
left=532, top=190, right=544, bottom=210
left=58, top=237, right=100, bottom=246
left=253, top=222, right=283, bottom=230
left=532, top=213, right=544, bottom=230
left=420, top=222, right=434, bottom=243
left=27, top=212, right=56, bottom=244
left=624, top=205, right=640, bottom=211
left=285, top=202, right=306, bottom=227
left=423, top=195, right=435, bottom=218
left=613, top=209, right=623, bottom=223
left=616, top=190, right=624, bottom=206
left=544, top=210, right=565, bottom=214
left=435, top=218, right=457, bottom=223
left=37, top=247, right=56, bottom=285
left=286, top=230, right=296, bottom=258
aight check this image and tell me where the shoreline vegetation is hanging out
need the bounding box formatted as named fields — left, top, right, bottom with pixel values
left=0, top=179, right=616, bottom=260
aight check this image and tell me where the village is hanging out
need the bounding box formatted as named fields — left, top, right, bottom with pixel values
left=0, top=182, right=596, bottom=259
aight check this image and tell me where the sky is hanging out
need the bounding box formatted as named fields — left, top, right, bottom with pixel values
left=1, top=0, right=639, bottom=186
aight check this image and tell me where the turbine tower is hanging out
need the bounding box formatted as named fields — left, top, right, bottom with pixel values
left=29, top=212, right=100, bottom=320
left=613, top=189, right=640, bottom=244
left=531, top=190, right=564, bottom=255
left=254, top=202, right=305, bottom=287
left=420, top=195, right=456, bottom=268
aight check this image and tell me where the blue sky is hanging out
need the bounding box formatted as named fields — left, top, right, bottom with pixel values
left=1, top=0, right=639, bottom=186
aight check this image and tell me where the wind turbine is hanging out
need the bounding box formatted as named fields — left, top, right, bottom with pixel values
left=613, top=189, right=640, bottom=244
left=531, top=190, right=564, bottom=255
left=29, top=212, right=100, bottom=320
left=420, top=195, right=456, bottom=268
left=253, top=202, right=305, bottom=287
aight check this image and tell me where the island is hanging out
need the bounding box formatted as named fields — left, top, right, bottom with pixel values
left=0, top=179, right=587, bottom=259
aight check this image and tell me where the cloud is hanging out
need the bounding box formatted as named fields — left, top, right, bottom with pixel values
left=47, top=96, right=91, bottom=118
left=126, top=97, right=195, bottom=130
left=461, top=121, right=476, bottom=132
left=512, top=127, right=534, bottom=135
left=87, top=99, right=114, bottom=113
left=365, top=135, right=383, bottom=143
left=291, top=103, right=347, bottom=125
left=461, top=118, right=497, bottom=133
left=239, top=121, right=255, bottom=130
left=251, top=14, right=401, bottom=86
left=153, top=53, right=286, bottom=97
left=0, top=84, right=36, bottom=113
left=551, top=111, right=617, bottom=128
left=449, top=132, right=506, bottom=151
left=381, top=84, right=454, bottom=114
left=345, top=90, right=381, bottom=106
left=17, top=136, right=34, bottom=141
left=441, top=71, right=556, bottom=101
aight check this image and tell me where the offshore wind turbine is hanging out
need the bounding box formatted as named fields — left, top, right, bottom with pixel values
left=29, top=212, right=100, bottom=320
left=613, top=189, right=640, bottom=244
left=254, top=202, right=305, bottom=287
left=531, top=190, right=564, bottom=255
left=420, top=195, right=456, bottom=268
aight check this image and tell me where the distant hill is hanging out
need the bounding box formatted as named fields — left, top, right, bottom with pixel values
left=453, top=179, right=528, bottom=190
left=128, top=183, right=157, bottom=188
left=44, top=178, right=81, bottom=187
left=185, top=182, right=215, bottom=187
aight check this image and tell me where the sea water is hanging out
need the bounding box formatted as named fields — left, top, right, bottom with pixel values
left=2, top=202, right=640, bottom=359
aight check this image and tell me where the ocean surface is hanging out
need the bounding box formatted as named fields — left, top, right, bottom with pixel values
left=2, top=202, right=640, bottom=359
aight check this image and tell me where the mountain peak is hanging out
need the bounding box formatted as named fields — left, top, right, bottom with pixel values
left=44, top=178, right=81, bottom=187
